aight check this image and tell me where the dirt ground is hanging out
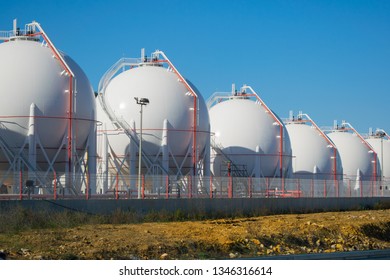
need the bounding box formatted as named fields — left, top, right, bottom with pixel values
left=1, top=209, right=390, bottom=260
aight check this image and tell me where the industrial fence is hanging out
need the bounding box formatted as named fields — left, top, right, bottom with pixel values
left=1, top=172, right=390, bottom=200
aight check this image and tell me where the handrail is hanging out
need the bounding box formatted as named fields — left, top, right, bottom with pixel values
left=0, top=30, right=13, bottom=41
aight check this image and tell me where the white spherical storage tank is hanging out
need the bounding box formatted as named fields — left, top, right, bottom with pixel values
left=0, top=24, right=96, bottom=189
left=285, top=115, right=342, bottom=180
left=327, top=128, right=376, bottom=181
left=97, top=51, right=210, bottom=182
left=366, top=131, right=390, bottom=180
left=208, top=86, right=291, bottom=178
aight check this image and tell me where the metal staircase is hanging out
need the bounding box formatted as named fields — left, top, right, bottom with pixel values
left=211, top=138, right=249, bottom=177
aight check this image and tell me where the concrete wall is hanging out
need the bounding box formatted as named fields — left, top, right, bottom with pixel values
left=1, top=197, right=390, bottom=217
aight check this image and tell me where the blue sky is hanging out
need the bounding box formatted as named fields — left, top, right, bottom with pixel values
left=1, top=0, right=390, bottom=134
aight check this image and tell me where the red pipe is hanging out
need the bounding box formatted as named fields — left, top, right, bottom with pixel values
left=157, top=59, right=198, bottom=176
left=38, top=32, right=74, bottom=191
left=193, top=96, right=197, bottom=176
left=252, top=93, right=284, bottom=179
left=333, top=148, right=337, bottom=182
left=342, top=125, right=378, bottom=182
left=68, top=76, right=73, bottom=188
left=279, top=126, right=284, bottom=193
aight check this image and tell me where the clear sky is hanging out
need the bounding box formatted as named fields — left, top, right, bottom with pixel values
left=1, top=0, right=389, bottom=134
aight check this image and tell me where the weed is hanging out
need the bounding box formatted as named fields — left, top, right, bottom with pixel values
left=360, top=222, right=390, bottom=241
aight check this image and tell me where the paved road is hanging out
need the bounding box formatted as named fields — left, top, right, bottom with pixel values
left=250, top=249, right=390, bottom=260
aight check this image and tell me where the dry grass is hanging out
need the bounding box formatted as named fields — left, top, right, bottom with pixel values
left=1, top=207, right=390, bottom=259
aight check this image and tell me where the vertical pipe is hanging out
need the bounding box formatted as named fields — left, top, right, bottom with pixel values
left=279, top=126, right=285, bottom=196
left=53, top=171, right=57, bottom=200
left=371, top=180, right=374, bottom=197
left=162, top=119, right=169, bottom=174
left=138, top=104, right=143, bottom=199
left=381, top=137, right=384, bottom=188
left=115, top=173, right=119, bottom=200
left=254, top=146, right=261, bottom=178
left=373, top=152, right=378, bottom=183
left=248, top=177, right=252, bottom=198
left=279, top=126, right=283, bottom=179
left=28, top=103, right=36, bottom=182
left=87, top=116, right=97, bottom=195
left=142, top=175, right=145, bottom=199
left=192, top=96, right=197, bottom=177
left=209, top=175, right=213, bottom=199
left=188, top=175, right=192, bottom=198
left=67, top=76, right=73, bottom=191
left=102, top=123, right=109, bottom=193
left=86, top=172, right=89, bottom=200
left=129, top=120, right=137, bottom=191
left=19, top=170, right=23, bottom=200
left=165, top=175, right=169, bottom=199
left=348, top=180, right=351, bottom=197
left=333, top=148, right=338, bottom=183
left=310, top=178, right=314, bottom=198
left=323, top=180, right=327, bottom=198
left=37, top=28, right=75, bottom=192
left=204, top=124, right=211, bottom=178
left=228, top=175, right=233, bottom=198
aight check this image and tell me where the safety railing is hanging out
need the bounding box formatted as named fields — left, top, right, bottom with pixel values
left=0, top=30, right=13, bottom=41
left=1, top=172, right=389, bottom=200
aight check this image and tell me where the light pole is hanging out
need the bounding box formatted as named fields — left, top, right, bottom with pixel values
left=135, top=97, right=149, bottom=199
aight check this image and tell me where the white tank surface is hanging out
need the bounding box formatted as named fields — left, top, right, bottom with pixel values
left=365, top=129, right=390, bottom=180
left=105, top=66, right=208, bottom=156
left=285, top=112, right=342, bottom=180
left=0, top=23, right=95, bottom=175
left=327, top=122, right=377, bottom=181
left=97, top=50, right=210, bottom=178
left=208, top=85, right=292, bottom=178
